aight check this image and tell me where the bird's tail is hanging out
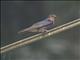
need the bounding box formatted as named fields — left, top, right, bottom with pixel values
left=18, top=27, right=33, bottom=34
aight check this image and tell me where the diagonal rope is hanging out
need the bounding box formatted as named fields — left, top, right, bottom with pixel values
left=0, top=18, right=80, bottom=54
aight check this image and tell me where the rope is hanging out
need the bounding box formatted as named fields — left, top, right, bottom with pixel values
left=0, top=18, right=80, bottom=54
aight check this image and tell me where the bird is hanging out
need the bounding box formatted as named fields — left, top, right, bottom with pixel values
left=18, top=14, right=56, bottom=34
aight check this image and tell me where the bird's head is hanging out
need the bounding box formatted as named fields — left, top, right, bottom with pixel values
left=48, top=14, right=56, bottom=21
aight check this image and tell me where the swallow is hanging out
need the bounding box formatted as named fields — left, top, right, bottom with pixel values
left=18, top=14, right=56, bottom=34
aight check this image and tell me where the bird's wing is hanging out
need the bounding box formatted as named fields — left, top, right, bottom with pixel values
left=18, top=24, right=42, bottom=34
left=32, top=18, right=52, bottom=28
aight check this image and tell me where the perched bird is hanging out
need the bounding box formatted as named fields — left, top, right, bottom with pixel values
left=18, top=14, right=56, bottom=34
